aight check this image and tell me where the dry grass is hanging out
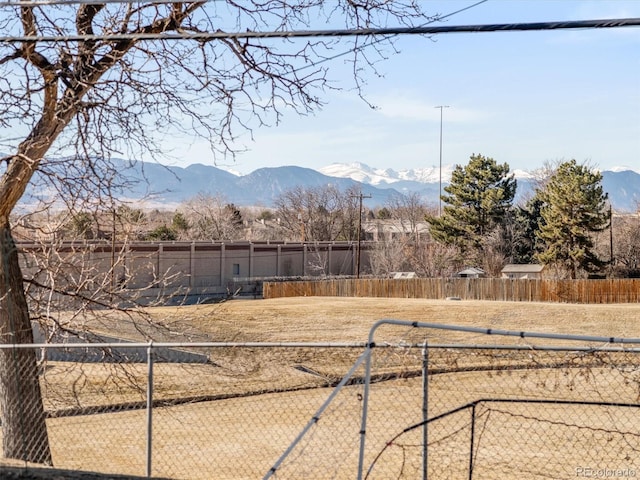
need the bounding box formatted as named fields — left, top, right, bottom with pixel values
left=65, top=297, right=640, bottom=406
left=144, top=297, right=640, bottom=342
left=11, top=298, right=640, bottom=479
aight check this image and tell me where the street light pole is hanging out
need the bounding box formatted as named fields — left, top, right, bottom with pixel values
left=435, top=105, right=449, bottom=216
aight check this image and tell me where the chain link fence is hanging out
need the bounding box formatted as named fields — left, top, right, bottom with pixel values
left=268, top=321, right=640, bottom=479
left=1, top=323, right=640, bottom=479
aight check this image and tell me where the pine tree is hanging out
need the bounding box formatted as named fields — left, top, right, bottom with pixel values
left=512, top=196, right=545, bottom=264
left=428, top=154, right=517, bottom=254
left=535, top=160, right=609, bottom=278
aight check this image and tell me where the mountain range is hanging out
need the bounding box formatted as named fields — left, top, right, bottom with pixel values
left=20, top=159, right=639, bottom=212
left=318, top=162, right=640, bottom=212
left=113, top=160, right=639, bottom=212
left=119, top=162, right=404, bottom=209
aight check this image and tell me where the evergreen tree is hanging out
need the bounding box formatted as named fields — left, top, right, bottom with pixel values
left=428, top=154, right=517, bottom=253
left=225, top=204, right=243, bottom=228
left=172, top=212, right=190, bottom=233
left=145, top=225, right=178, bottom=241
left=377, top=207, right=392, bottom=220
left=535, top=160, right=609, bottom=278
left=67, top=211, right=95, bottom=240
left=512, top=196, right=545, bottom=264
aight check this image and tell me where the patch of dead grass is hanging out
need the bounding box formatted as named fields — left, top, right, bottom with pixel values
left=11, top=298, right=640, bottom=478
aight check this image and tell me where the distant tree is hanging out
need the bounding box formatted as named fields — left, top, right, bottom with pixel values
left=409, top=242, right=461, bottom=278
left=181, top=194, right=244, bottom=241
left=145, top=225, right=177, bottom=241
left=611, top=215, right=640, bottom=277
left=225, top=204, right=244, bottom=229
left=171, top=212, right=190, bottom=237
left=274, top=185, right=360, bottom=242
left=368, top=237, right=412, bottom=275
left=386, top=192, right=430, bottom=244
left=511, top=196, right=545, bottom=264
left=535, top=160, right=610, bottom=278
left=257, top=210, right=275, bottom=222
left=66, top=211, right=96, bottom=240
left=428, top=154, right=517, bottom=257
left=116, top=205, right=148, bottom=241
left=376, top=207, right=392, bottom=220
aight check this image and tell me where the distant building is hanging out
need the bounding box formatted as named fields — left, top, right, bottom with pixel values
left=456, top=267, right=486, bottom=278
left=362, top=220, right=431, bottom=243
left=501, top=264, right=545, bottom=279
left=391, top=272, right=417, bottom=279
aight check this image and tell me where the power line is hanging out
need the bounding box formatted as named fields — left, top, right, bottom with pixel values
left=292, top=0, right=489, bottom=74
left=1, top=17, right=639, bottom=43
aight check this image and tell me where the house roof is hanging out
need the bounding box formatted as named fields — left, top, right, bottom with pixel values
left=457, top=267, right=486, bottom=276
left=392, top=272, right=417, bottom=279
left=501, top=264, right=544, bottom=273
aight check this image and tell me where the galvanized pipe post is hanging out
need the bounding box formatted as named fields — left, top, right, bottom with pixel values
left=146, top=341, right=154, bottom=478
left=422, top=340, right=429, bottom=480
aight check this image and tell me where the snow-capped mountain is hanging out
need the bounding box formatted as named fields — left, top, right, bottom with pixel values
left=319, top=162, right=452, bottom=185
left=320, top=162, right=537, bottom=185
left=319, top=161, right=639, bottom=212
left=610, top=165, right=640, bottom=174
left=21, top=159, right=640, bottom=212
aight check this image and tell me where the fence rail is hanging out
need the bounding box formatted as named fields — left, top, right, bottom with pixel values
left=1, top=325, right=640, bottom=479
left=263, top=277, right=640, bottom=303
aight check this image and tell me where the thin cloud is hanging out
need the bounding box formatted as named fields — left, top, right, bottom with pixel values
left=371, top=93, right=488, bottom=123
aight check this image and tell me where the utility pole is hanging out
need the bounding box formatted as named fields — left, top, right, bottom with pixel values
left=435, top=105, right=449, bottom=216
left=351, top=192, right=371, bottom=279
left=609, top=204, right=614, bottom=265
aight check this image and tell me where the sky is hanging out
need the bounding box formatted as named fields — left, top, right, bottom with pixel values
left=167, top=1, right=640, bottom=175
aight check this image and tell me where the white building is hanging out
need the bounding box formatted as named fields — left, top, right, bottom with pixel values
left=501, top=264, right=545, bottom=279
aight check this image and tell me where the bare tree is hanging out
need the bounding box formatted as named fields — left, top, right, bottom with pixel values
left=368, top=235, right=462, bottom=278
left=367, top=192, right=452, bottom=277
left=409, top=242, right=461, bottom=278
left=368, top=237, right=412, bottom=276
left=243, top=207, right=281, bottom=242
left=0, top=2, right=436, bottom=463
left=274, top=184, right=360, bottom=242
left=386, top=192, right=431, bottom=244
left=180, top=193, right=244, bottom=241
left=608, top=214, right=640, bottom=278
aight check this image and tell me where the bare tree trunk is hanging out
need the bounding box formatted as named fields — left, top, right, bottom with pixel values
left=0, top=223, right=51, bottom=465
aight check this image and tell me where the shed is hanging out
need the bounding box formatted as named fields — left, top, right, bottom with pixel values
left=501, top=264, right=545, bottom=279
left=456, top=267, right=486, bottom=278
left=392, top=272, right=417, bottom=279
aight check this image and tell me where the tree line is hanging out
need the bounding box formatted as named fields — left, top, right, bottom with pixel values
left=20, top=154, right=637, bottom=281
left=428, top=155, right=615, bottom=279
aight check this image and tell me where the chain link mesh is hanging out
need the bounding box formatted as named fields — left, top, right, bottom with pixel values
left=271, top=323, right=640, bottom=479
left=0, top=331, right=639, bottom=479
left=358, top=326, right=640, bottom=479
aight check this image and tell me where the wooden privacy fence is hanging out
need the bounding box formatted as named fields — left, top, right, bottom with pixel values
left=263, top=278, right=640, bottom=304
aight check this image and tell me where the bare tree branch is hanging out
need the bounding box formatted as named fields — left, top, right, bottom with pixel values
left=0, top=1, right=438, bottom=463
